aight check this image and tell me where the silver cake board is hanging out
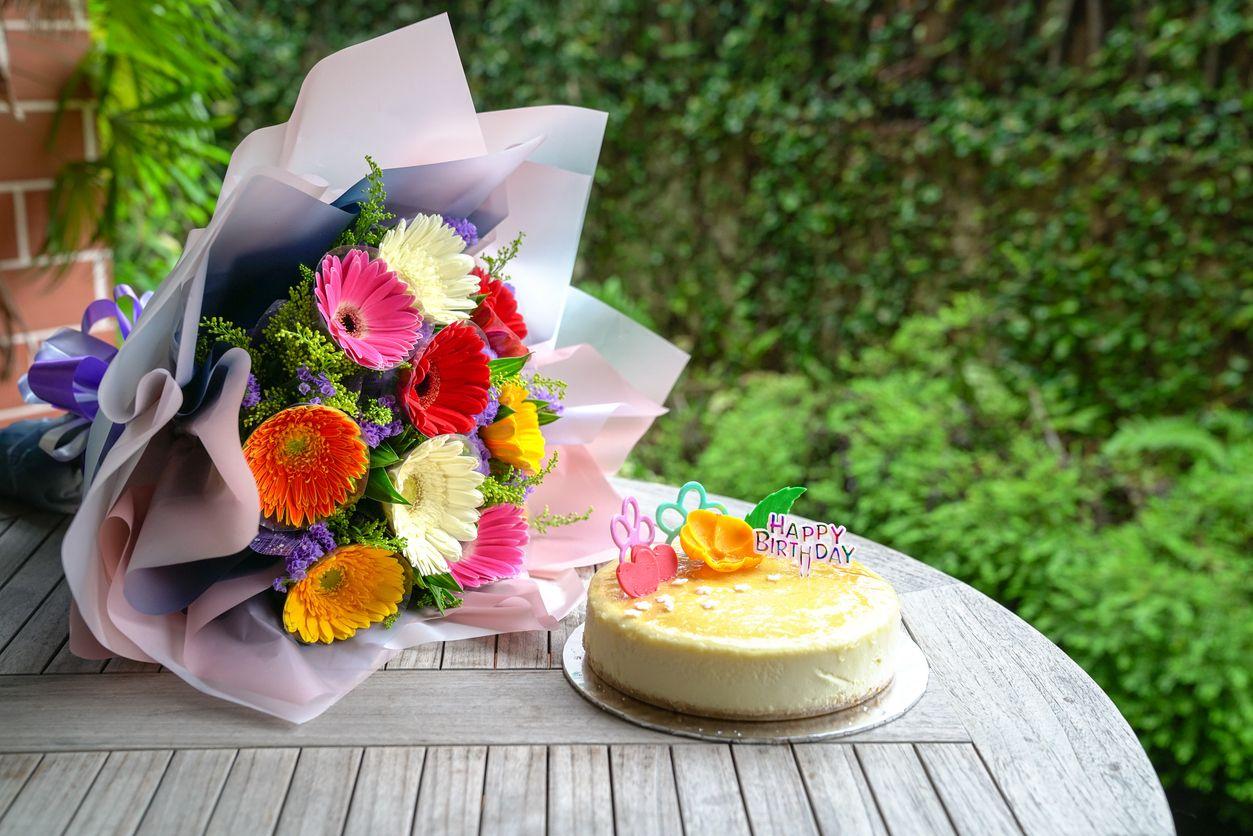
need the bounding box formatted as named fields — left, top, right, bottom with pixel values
left=562, top=623, right=929, bottom=744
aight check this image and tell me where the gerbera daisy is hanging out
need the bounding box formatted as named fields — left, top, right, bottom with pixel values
left=448, top=503, right=528, bottom=588
left=282, top=544, right=406, bottom=643
left=481, top=382, right=546, bottom=474
left=314, top=249, right=423, bottom=370
left=471, top=266, right=528, bottom=358
left=244, top=405, right=368, bottom=527
left=383, top=434, right=485, bottom=574
left=397, top=323, right=490, bottom=436
left=377, top=214, right=478, bottom=324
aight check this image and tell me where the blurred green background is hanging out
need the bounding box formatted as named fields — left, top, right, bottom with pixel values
left=53, top=0, right=1252, bottom=829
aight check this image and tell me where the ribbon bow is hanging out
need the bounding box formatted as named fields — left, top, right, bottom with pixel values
left=18, top=285, right=152, bottom=461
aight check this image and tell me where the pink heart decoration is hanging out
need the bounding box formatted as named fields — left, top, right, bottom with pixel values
left=616, top=547, right=660, bottom=598
left=650, top=543, right=679, bottom=582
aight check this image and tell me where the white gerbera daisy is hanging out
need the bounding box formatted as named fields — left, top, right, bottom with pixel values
left=384, top=435, right=485, bottom=575
left=377, top=214, right=478, bottom=325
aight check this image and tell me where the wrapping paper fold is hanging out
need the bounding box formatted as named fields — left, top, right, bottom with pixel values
left=62, top=13, right=687, bottom=722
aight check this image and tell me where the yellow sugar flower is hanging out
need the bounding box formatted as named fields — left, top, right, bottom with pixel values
left=383, top=434, right=485, bottom=575
left=481, top=382, right=545, bottom=475
left=377, top=214, right=477, bottom=324
left=283, top=545, right=406, bottom=644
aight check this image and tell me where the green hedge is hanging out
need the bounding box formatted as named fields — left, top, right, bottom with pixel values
left=218, top=1, right=1251, bottom=824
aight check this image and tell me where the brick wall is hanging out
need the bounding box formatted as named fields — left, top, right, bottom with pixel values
left=0, top=4, right=110, bottom=427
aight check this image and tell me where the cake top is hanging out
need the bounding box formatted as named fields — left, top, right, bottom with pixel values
left=589, top=554, right=898, bottom=648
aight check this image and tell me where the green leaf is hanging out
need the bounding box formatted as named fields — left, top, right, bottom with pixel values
left=488, top=354, right=531, bottom=379
left=369, top=442, right=401, bottom=468
left=493, top=404, right=515, bottom=422
left=364, top=467, right=408, bottom=505
left=537, top=410, right=560, bottom=426
left=744, top=486, right=807, bottom=529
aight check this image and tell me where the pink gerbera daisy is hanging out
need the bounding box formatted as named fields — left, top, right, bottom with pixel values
left=314, top=249, right=423, bottom=370
left=449, top=503, right=529, bottom=588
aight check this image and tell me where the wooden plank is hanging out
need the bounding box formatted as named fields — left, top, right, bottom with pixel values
left=0, top=669, right=967, bottom=750
left=0, top=578, right=69, bottom=674
left=0, top=512, right=59, bottom=588
left=611, top=478, right=956, bottom=593
left=0, top=754, right=40, bottom=817
left=441, top=634, right=496, bottom=668
left=731, top=745, right=819, bottom=836
left=904, top=585, right=1172, bottom=835
left=0, top=501, right=26, bottom=524
left=343, top=747, right=425, bottom=836
left=855, top=744, right=955, bottom=835
left=66, top=749, right=174, bottom=836
left=413, top=746, right=487, bottom=835
left=137, top=749, right=237, bottom=836
left=609, top=745, right=683, bottom=836
left=793, top=744, right=888, bottom=836
left=479, top=746, right=547, bottom=835
left=496, top=630, right=549, bottom=668
left=670, top=745, right=750, bottom=836
left=917, top=743, right=1021, bottom=835
left=0, top=519, right=66, bottom=652
left=548, top=745, right=613, bottom=836
left=104, top=656, right=162, bottom=673
left=384, top=641, right=443, bottom=670
left=0, top=751, right=106, bottom=835
left=43, top=638, right=108, bottom=673
left=275, top=747, right=364, bottom=836
left=204, top=748, right=300, bottom=836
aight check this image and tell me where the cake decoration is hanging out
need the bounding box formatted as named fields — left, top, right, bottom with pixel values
left=656, top=481, right=727, bottom=543
left=610, top=495, right=678, bottom=597
left=752, top=512, right=856, bottom=577
left=679, top=508, right=762, bottom=573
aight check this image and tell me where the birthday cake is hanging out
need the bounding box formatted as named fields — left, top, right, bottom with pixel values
left=582, top=486, right=902, bottom=721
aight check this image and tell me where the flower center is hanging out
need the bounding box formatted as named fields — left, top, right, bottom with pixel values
left=318, top=566, right=345, bottom=593
left=336, top=303, right=367, bottom=336
left=415, top=367, right=441, bottom=409
left=278, top=428, right=322, bottom=467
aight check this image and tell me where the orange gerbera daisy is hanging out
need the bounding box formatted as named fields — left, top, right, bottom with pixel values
left=244, top=405, right=368, bottom=526
left=282, top=545, right=406, bottom=643
left=480, top=382, right=545, bottom=474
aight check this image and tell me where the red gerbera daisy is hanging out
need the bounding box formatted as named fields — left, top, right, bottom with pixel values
left=398, top=322, right=490, bottom=435
left=471, top=266, right=528, bottom=358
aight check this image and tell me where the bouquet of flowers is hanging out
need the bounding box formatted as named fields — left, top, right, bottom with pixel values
left=23, top=15, right=687, bottom=722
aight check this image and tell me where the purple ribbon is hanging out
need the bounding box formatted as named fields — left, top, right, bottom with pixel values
left=19, top=285, right=152, bottom=460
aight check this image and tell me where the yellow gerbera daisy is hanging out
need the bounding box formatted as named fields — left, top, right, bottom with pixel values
left=481, top=382, right=546, bottom=475
left=383, top=435, right=485, bottom=574
left=377, top=214, right=477, bottom=324
left=282, top=545, right=406, bottom=644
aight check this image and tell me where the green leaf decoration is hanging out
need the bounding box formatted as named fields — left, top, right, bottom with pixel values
left=744, top=486, right=807, bottom=529
left=488, top=354, right=531, bottom=379
left=369, top=441, right=401, bottom=469
left=364, top=467, right=409, bottom=505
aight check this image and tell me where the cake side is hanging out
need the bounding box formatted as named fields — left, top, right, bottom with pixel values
left=582, top=555, right=901, bottom=721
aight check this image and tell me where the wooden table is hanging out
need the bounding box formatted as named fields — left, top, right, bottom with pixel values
left=0, top=478, right=1173, bottom=835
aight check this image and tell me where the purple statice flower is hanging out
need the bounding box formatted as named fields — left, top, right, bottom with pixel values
left=269, top=523, right=338, bottom=591
left=242, top=373, right=262, bottom=409
left=442, top=216, right=478, bottom=248
left=360, top=395, right=403, bottom=448
left=526, top=378, right=565, bottom=417
left=361, top=417, right=403, bottom=448
left=465, top=431, right=491, bottom=476
left=296, top=365, right=335, bottom=402
left=475, top=386, right=501, bottom=428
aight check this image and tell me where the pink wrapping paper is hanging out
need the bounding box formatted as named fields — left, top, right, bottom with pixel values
left=60, top=14, right=688, bottom=722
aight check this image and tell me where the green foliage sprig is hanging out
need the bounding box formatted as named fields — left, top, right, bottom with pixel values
left=334, top=156, right=395, bottom=249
